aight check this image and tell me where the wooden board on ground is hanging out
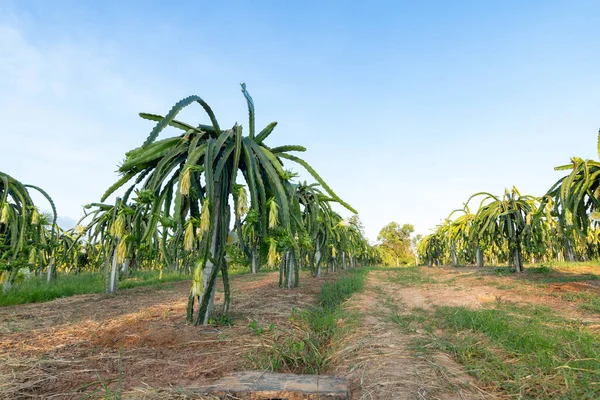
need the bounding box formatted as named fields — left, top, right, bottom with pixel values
left=198, top=371, right=350, bottom=399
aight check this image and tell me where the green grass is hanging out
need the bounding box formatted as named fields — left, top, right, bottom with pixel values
left=451, top=263, right=600, bottom=285
left=316, top=268, right=367, bottom=310
left=491, top=266, right=513, bottom=276
left=549, top=290, right=600, bottom=313
left=434, top=304, right=600, bottom=398
left=0, top=270, right=190, bottom=306
left=377, top=263, right=600, bottom=397
left=223, top=266, right=256, bottom=278
left=537, top=260, right=600, bottom=269
left=487, top=281, right=518, bottom=290
left=248, top=268, right=368, bottom=374
left=515, top=262, right=600, bottom=284
left=529, top=274, right=600, bottom=284
left=380, top=266, right=437, bottom=286
left=580, top=299, right=600, bottom=313
left=391, top=300, right=600, bottom=398
left=527, top=265, right=552, bottom=274
left=386, top=298, right=426, bottom=333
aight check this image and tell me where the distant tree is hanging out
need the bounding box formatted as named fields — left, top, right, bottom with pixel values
left=377, top=222, right=415, bottom=266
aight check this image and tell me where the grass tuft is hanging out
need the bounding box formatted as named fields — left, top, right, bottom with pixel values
left=380, top=266, right=437, bottom=286
left=248, top=268, right=368, bottom=374
left=527, top=265, right=551, bottom=274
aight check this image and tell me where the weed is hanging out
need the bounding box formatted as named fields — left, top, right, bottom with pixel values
left=488, top=282, right=517, bottom=290
left=389, top=311, right=425, bottom=333
left=493, top=267, right=513, bottom=276
left=247, top=319, right=274, bottom=335
left=383, top=267, right=437, bottom=286
left=76, top=351, right=123, bottom=399
left=553, top=290, right=600, bottom=313
left=316, top=268, right=367, bottom=310
left=210, top=312, right=235, bottom=326
left=528, top=265, right=551, bottom=274
left=441, top=276, right=459, bottom=285
left=579, top=298, right=600, bottom=313
left=248, top=268, right=367, bottom=374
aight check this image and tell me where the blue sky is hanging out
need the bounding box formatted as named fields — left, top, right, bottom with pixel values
left=2, top=1, right=600, bottom=241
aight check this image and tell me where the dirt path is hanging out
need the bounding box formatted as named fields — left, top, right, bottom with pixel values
left=0, top=271, right=325, bottom=399
left=332, top=265, right=600, bottom=399
left=334, top=271, right=490, bottom=400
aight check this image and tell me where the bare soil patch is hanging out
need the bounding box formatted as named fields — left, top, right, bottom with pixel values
left=413, top=267, right=600, bottom=324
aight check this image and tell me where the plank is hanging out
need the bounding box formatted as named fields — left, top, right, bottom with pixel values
left=198, top=371, right=350, bottom=399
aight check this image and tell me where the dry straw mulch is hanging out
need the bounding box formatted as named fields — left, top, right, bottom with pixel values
left=0, top=272, right=330, bottom=399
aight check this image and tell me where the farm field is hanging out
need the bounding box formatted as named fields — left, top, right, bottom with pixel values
left=3, top=263, right=600, bottom=399
left=4, top=4, right=600, bottom=400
